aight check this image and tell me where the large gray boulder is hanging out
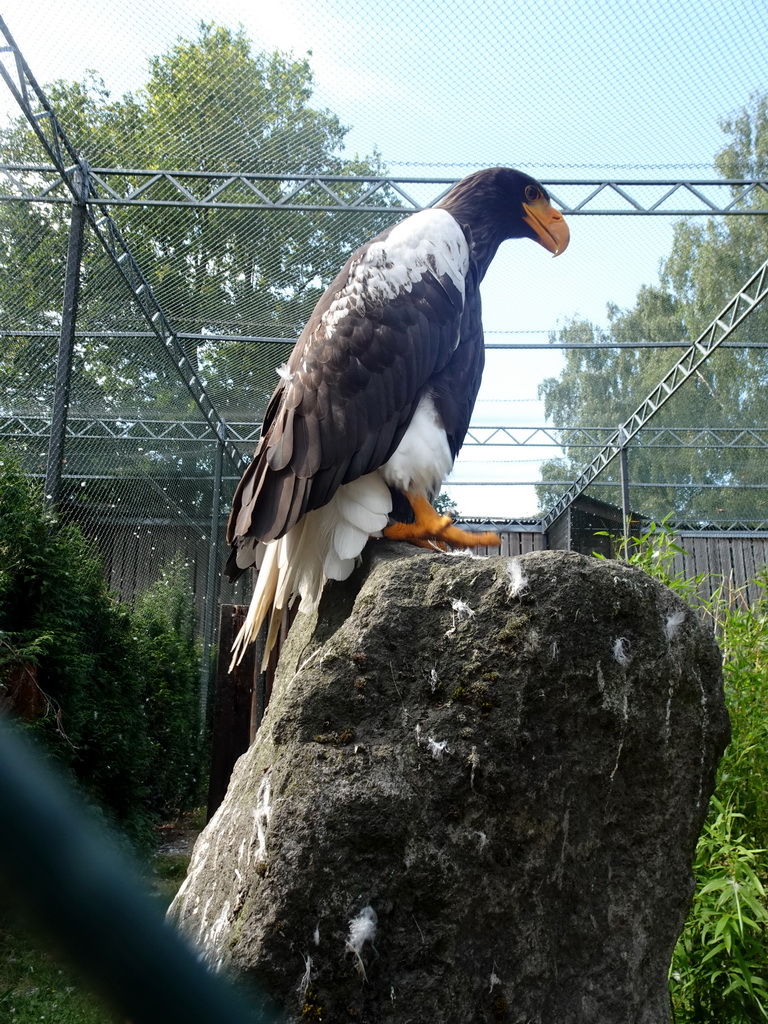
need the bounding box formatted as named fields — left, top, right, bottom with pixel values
left=170, top=546, right=729, bottom=1024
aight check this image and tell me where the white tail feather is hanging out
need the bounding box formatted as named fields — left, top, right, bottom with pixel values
left=323, top=547, right=356, bottom=581
left=229, top=539, right=281, bottom=671
left=334, top=521, right=370, bottom=561
left=230, top=473, right=392, bottom=672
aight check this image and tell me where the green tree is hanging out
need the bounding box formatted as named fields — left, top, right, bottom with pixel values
left=0, top=23, right=401, bottom=536
left=0, top=23, right=399, bottom=421
left=537, top=93, right=768, bottom=524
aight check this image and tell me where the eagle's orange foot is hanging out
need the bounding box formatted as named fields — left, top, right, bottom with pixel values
left=383, top=493, right=500, bottom=550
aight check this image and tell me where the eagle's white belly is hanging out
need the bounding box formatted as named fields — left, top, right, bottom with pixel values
left=379, top=393, right=453, bottom=500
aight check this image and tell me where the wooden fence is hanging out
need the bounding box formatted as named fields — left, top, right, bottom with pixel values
left=203, top=523, right=767, bottom=817
left=68, top=515, right=249, bottom=622
left=670, top=532, right=768, bottom=607
left=75, top=518, right=767, bottom=619
left=64, top=517, right=768, bottom=713
left=459, top=525, right=546, bottom=557
left=474, top=524, right=768, bottom=607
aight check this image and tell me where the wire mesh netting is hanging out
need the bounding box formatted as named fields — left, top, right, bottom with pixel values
left=537, top=299, right=768, bottom=525
left=0, top=0, right=767, bottom=664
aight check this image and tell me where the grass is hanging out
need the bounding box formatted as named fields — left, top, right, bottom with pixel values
left=0, top=917, right=115, bottom=1023
left=151, top=853, right=194, bottom=905
left=0, top=810, right=202, bottom=1024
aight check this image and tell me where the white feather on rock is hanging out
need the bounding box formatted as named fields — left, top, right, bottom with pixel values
left=346, top=905, right=378, bottom=980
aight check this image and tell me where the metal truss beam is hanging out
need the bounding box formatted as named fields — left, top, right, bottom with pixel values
left=448, top=480, right=768, bottom=490
left=541, top=254, right=768, bottom=530
left=18, top=473, right=768, bottom=533
left=0, top=163, right=766, bottom=217
left=674, top=523, right=768, bottom=535
left=0, top=18, right=246, bottom=475
left=2, top=328, right=767, bottom=352
left=6, top=416, right=768, bottom=453
left=0, top=414, right=261, bottom=445
left=464, top=425, right=768, bottom=449
left=25, top=475, right=768, bottom=490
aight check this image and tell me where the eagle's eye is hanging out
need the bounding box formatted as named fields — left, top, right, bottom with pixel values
left=524, top=185, right=539, bottom=203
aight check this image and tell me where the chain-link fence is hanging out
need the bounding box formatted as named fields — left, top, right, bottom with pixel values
left=1, top=3, right=767, bottom=687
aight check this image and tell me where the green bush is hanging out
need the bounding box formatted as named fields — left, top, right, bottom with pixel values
left=609, top=520, right=768, bottom=1022
left=718, top=585, right=768, bottom=852
left=671, top=798, right=768, bottom=1022
left=0, top=451, right=206, bottom=846
left=133, top=555, right=205, bottom=815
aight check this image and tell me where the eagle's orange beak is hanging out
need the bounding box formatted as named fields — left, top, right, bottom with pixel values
left=523, top=197, right=570, bottom=257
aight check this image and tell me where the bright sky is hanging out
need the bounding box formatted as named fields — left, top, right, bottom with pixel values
left=0, top=0, right=765, bottom=516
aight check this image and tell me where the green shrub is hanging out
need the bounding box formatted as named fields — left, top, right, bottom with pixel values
left=133, top=555, right=205, bottom=814
left=671, top=798, right=768, bottom=1022
left=717, top=584, right=768, bottom=852
left=607, top=519, right=768, bottom=1022
left=1, top=454, right=153, bottom=843
left=0, top=451, right=207, bottom=846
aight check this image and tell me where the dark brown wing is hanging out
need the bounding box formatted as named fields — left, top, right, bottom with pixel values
left=428, top=253, right=485, bottom=459
left=227, top=216, right=473, bottom=549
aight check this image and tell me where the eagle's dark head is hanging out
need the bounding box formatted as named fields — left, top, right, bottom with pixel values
left=436, top=166, right=569, bottom=274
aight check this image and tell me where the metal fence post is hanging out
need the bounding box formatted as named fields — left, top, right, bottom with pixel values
left=45, top=164, right=88, bottom=506
left=200, top=424, right=225, bottom=718
left=619, top=427, right=631, bottom=551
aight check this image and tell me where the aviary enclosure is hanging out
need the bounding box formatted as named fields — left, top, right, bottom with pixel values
left=1, top=4, right=766, bottom=695
left=0, top=3, right=767, bottom=1021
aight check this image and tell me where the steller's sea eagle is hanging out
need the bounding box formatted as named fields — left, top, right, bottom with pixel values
left=225, top=166, right=569, bottom=668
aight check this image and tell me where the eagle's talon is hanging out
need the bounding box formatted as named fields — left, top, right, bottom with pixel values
left=383, top=494, right=500, bottom=551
